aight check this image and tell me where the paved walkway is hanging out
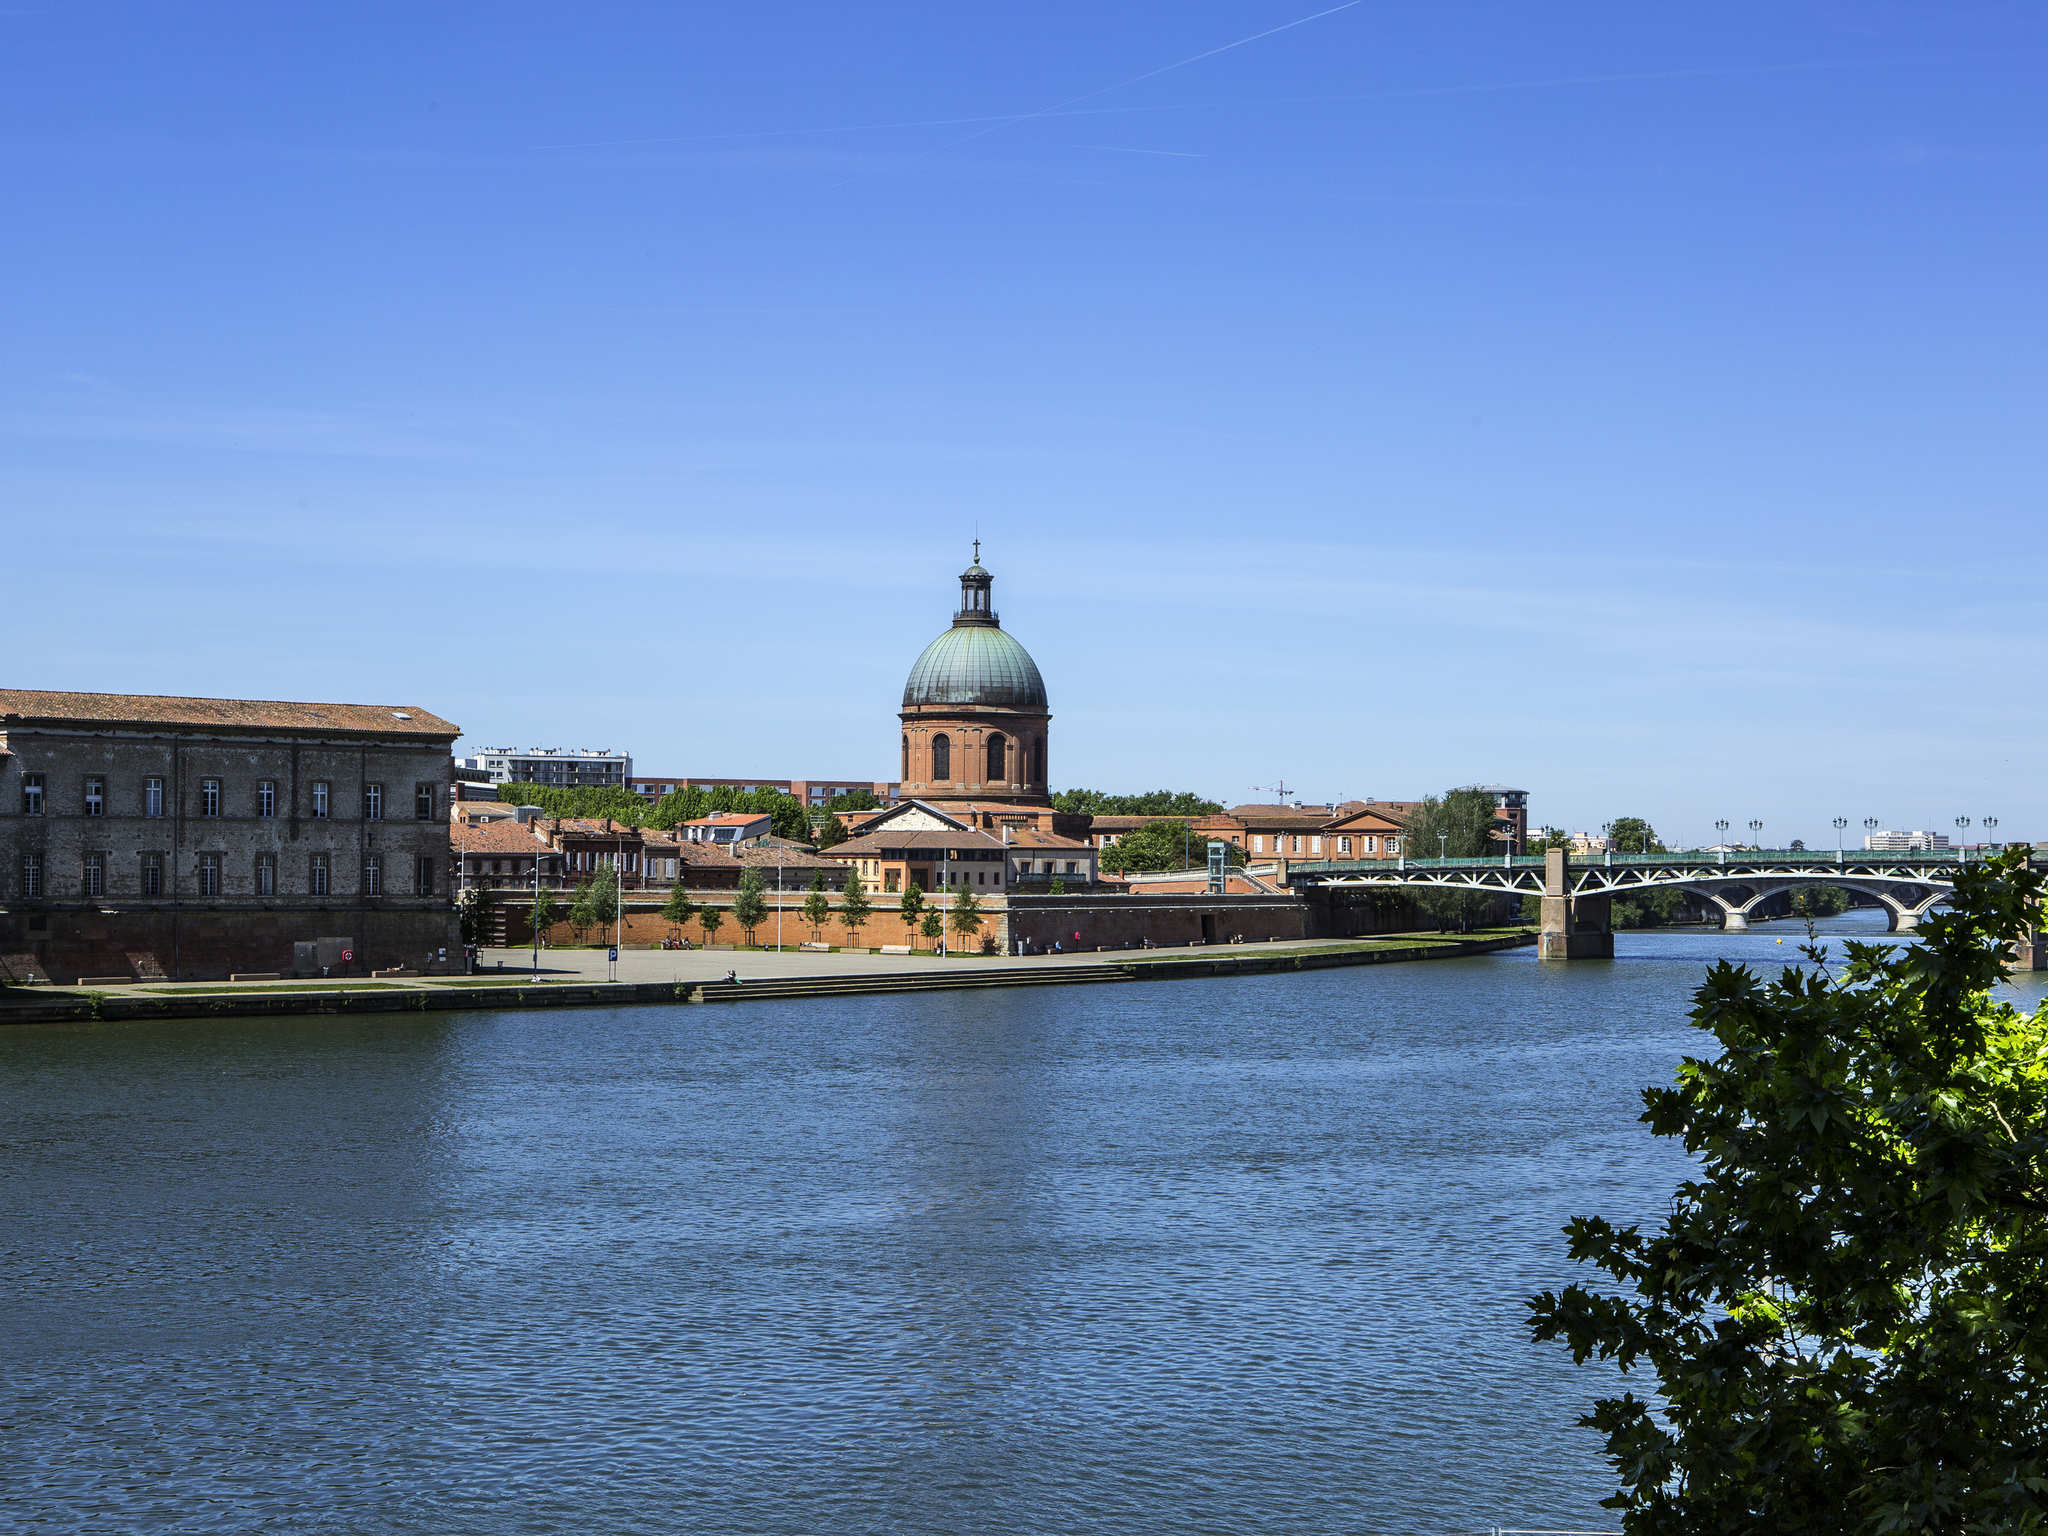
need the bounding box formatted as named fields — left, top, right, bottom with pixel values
left=472, top=935, right=1416, bottom=986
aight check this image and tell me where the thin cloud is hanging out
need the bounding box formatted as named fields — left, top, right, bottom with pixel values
left=533, top=56, right=1861, bottom=156
left=1085, top=145, right=1206, bottom=158
left=944, top=0, right=1364, bottom=150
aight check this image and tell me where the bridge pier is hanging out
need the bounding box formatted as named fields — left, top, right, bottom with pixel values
left=1539, top=849, right=1613, bottom=961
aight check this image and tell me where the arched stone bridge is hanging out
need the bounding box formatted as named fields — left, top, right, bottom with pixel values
left=1287, top=847, right=2041, bottom=962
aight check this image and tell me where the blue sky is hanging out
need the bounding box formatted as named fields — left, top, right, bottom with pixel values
left=5, top=3, right=2044, bottom=846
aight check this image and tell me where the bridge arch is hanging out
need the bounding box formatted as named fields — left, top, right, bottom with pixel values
left=1678, top=878, right=1947, bottom=933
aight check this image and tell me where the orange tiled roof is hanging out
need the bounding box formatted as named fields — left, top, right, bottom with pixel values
left=0, top=689, right=459, bottom=737
left=452, top=820, right=549, bottom=855
left=824, top=828, right=1008, bottom=858
left=1002, top=828, right=1092, bottom=849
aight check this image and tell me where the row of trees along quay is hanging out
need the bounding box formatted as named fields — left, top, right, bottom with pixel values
left=646, top=869, right=988, bottom=952
left=1530, top=848, right=2048, bottom=1532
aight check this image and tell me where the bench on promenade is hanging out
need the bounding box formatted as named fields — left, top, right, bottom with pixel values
left=229, top=972, right=282, bottom=982
left=798, top=942, right=832, bottom=952
left=78, top=975, right=133, bottom=986
left=877, top=944, right=913, bottom=955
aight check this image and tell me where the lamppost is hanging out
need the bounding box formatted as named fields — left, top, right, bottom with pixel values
left=1956, top=816, right=1972, bottom=863
left=1602, top=820, right=1615, bottom=868
left=1833, top=816, right=1848, bottom=861
left=1864, top=817, right=1879, bottom=850
left=1749, top=819, right=1764, bottom=850
left=1984, top=816, right=1998, bottom=852
left=531, top=848, right=542, bottom=980
left=1715, top=819, right=1729, bottom=866
left=1438, top=831, right=1448, bottom=861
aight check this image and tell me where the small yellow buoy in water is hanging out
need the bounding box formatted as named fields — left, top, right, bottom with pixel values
left=1776, top=938, right=1783, bottom=944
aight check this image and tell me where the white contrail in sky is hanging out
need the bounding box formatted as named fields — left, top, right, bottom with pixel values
left=945, top=0, right=1365, bottom=149
left=533, top=57, right=1861, bottom=156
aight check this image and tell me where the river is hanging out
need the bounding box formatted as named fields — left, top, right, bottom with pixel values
left=5, top=910, right=2043, bottom=1534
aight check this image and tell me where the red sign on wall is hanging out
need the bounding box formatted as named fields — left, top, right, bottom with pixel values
left=341, top=948, right=354, bottom=962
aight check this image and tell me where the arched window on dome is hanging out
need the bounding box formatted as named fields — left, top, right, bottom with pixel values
left=1031, top=736, right=1045, bottom=784
left=986, top=733, right=1006, bottom=783
left=902, top=735, right=909, bottom=780
left=931, top=734, right=951, bottom=783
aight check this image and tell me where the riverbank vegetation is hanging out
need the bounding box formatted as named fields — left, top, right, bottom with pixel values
left=1531, top=847, right=2048, bottom=1531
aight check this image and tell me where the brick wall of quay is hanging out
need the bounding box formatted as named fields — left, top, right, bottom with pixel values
left=489, top=891, right=1321, bottom=954
left=0, top=906, right=463, bottom=983
left=1005, top=893, right=1308, bottom=951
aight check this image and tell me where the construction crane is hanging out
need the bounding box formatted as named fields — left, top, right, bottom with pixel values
left=1250, top=779, right=1294, bottom=804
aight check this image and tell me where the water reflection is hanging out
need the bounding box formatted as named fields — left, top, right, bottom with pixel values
left=2, top=915, right=2036, bottom=1534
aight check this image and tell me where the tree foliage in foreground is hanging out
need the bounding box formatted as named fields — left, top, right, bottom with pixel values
left=1530, top=848, right=2048, bottom=1534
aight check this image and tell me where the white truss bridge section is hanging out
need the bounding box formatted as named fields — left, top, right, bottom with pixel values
left=1289, top=849, right=2023, bottom=931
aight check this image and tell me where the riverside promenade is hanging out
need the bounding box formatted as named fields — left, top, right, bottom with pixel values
left=0, top=931, right=1535, bottom=1026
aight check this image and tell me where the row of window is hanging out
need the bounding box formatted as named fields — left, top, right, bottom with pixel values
left=17, top=851, right=435, bottom=899
left=1242, top=833, right=1399, bottom=856
left=17, top=774, right=437, bottom=822
left=908, top=732, right=1045, bottom=785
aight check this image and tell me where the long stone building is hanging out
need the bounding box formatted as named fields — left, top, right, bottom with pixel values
left=0, top=690, right=462, bottom=982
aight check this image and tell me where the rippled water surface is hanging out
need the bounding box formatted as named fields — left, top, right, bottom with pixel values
left=7, top=912, right=2041, bottom=1534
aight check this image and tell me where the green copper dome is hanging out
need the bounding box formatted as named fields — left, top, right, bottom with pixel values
left=902, top=550, right=1048, bottom=709
left=902, top=623, right=1047, bottom=709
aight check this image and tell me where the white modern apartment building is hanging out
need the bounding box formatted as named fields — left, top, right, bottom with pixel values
left=458, top=747, right=632, bottom=789
left=1864, top=829, right=1951, bottom=852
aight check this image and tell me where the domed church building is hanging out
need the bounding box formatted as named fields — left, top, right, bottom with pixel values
left=899, top=547, right=1051, bottom=805
left=822, top=549, right=1098, bottom=901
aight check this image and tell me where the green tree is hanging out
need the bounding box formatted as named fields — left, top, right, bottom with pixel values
left=815, top=816, right=849, bottom=849
left=590, top=862, right=620, bottom=939
left=1054, top=788, right=1223, bottom=817
left=529, top=885, right=561, bottom=946
left=800, top=872, right=831, bottom=941
left=763, top=794, right=811, bottom=841
left=1788, top=884, right=1852, bottom=919
left=898, top=880, right=925, bottom=935
left=732, top=866, right=768, bottom=944
left=838, top=870, right=871, bottom=945
left=1048, top=875, right=1066, bottom=895
left=1099, top=819, right=1247, bottom=874
left=698, top=904, right=724, bottom=946
left=497, top=786, right=651, bottom=825
left=1530, top=848, right=2048, bottom=1533
left=948, top=885, right=982, bottom=945
left=568, top=876, right=600, bottom=942
left=1401, top=788, right=1506, bottom=925
left=919, top=908, right=944, bottom=950
left=659, top=880, right=696, bottom=940
left=1606, top=816, right=1663, bottom=855
left=455, top=883, right=496, bottom=946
